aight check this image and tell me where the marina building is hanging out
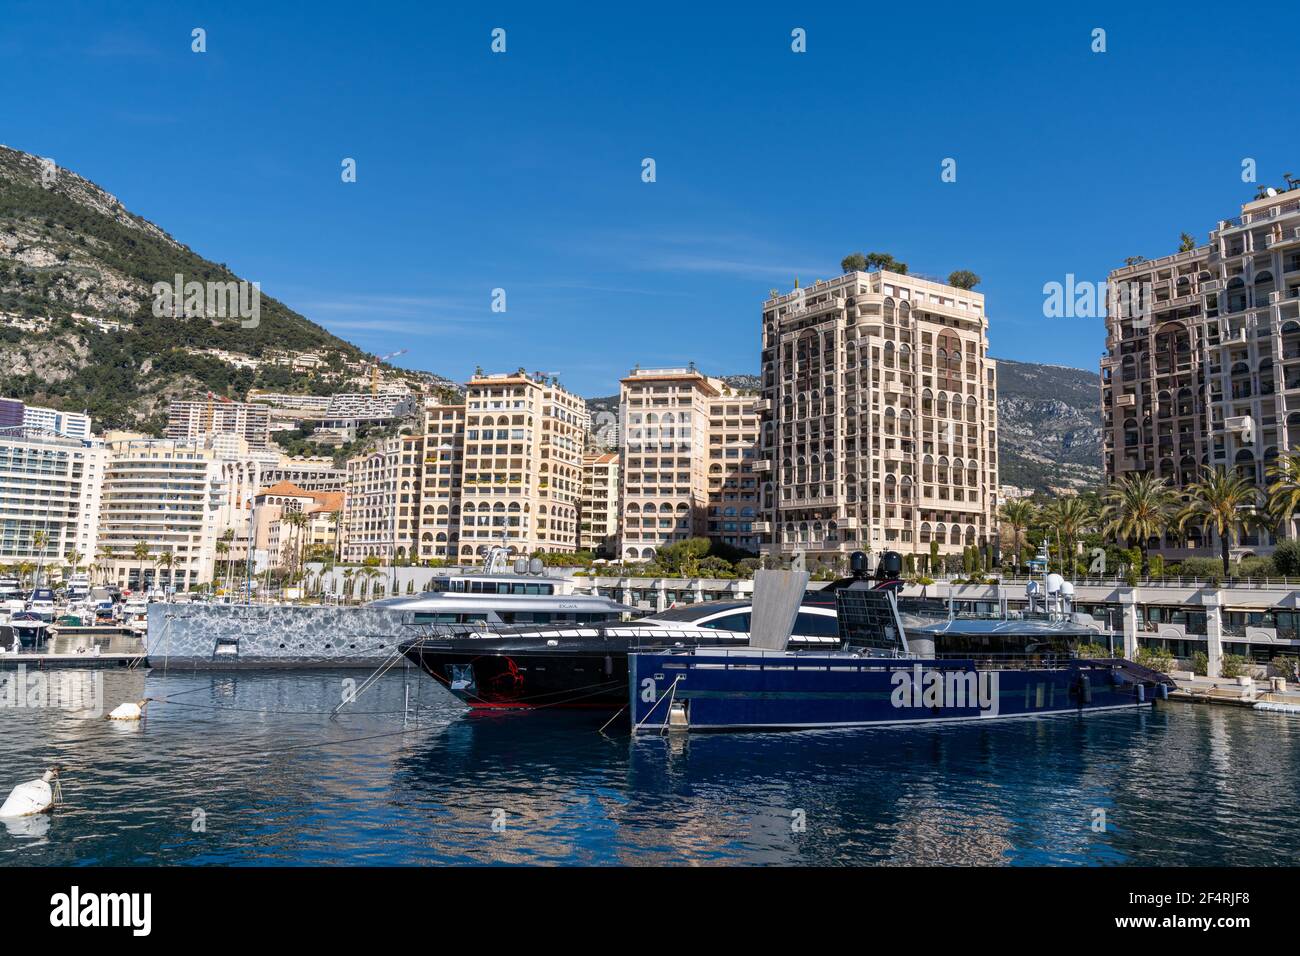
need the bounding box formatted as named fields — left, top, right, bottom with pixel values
left=167, top=398, right=271, bottom=449
left=580, top=451, right=620, bottom=555
left=705, top=389, right=761, bottom=553
left=1101, top=187, right=1300, bottom=559
left=0, top=427, right=104, bottom=570
left=417, top=397, right=466, bottom=562
left=756, top=271, right=1000, bottom=566
left=456, top=370, right=585, bottom=558
left=94, top=437, right=226, bottom=591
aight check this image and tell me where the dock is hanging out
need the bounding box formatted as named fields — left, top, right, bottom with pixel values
left=1168, top=675, right=1300, bottom=710
left=0, top=652, right=147, bottom=670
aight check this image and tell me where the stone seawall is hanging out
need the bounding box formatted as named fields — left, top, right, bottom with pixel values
left=145, top=603, right=413, bottom=668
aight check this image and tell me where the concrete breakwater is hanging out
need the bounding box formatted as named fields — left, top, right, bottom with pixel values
left=144, top=603, right=413, bottom=668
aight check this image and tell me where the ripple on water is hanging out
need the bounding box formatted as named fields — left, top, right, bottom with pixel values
left=1, top=669, right=1299, bottom=865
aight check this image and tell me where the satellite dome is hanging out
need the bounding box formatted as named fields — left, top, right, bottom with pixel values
left=1046, top=573, right=1064, bottom=594
left=1060, top=581, right=1075, bottom=597
left=1025, top=581, right=1040, bottom=597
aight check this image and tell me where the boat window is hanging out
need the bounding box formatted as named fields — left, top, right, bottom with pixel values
left=792, top=612, right=839, bottom=637
left=700, top=612, right=751, bottom=632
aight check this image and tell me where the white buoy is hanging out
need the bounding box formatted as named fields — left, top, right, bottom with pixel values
left=107, top=698, right=155, bottom=721
left=0, top=768, right=61, bottom=818
left=1254, top=701, right=1300, bottom=715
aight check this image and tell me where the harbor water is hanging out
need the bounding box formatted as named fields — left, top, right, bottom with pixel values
left=1, top=665, right=1298, bottom=866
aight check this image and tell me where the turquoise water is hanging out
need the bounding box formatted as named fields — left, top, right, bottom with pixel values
left=1, top=666, right=1297, bottom=865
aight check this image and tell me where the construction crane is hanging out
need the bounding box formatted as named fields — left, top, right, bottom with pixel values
left=370, top=349, right=408, bottom=394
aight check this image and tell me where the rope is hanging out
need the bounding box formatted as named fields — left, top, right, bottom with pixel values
left=632, top=675, right=681, bottom=734
left=597, top=705, right=627, bottom=736
left=331, top=647, right=407, bottom=718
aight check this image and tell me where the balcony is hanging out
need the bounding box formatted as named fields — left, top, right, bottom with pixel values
left=753, top=521, right=772, bottom=534
left=752, top=460, right=772, bottom=472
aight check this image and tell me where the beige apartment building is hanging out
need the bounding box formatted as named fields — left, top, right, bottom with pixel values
left=580, top=451, right=620, bottom=555
left=1101, top=187, right=1300, bottom=557
left=340, top=433, right=424, bottom=564
left=166, top=398, right=271, bottom=449
left=618, top=367, right=762, bottom=560
left=706, top=389, right=761, bottom=553
left=757, top=270, right=1000, bottom=566
left=95, top=436, right=226, bottom=591
left=417, top=397, right=466, bottom=562
left=456, top=370, right=585, bottom=558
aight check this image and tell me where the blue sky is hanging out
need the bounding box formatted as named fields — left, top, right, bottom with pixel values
left=3, top=1, right=1297, bottom=395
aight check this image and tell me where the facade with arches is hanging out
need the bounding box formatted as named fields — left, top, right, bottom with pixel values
left=757, top=270, right=1000, bottom=564
left=1102, top=188, right=1300, bottom=558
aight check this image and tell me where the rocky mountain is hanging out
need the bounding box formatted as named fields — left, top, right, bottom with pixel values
left=993, top=358, right=1102, bottom=493
left=0, top=145, right=372, bottom=432
left=583, top=363, right=1102, bottom=494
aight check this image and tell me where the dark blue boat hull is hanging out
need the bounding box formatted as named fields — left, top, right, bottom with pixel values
left=628, top=653, right=1173, bottom=732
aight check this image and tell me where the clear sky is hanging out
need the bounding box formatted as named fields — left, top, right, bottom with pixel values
left=3, top=1, right=1297, bottom=395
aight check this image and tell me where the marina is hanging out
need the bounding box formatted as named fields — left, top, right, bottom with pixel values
left=1, top=666, right=1298, bottom=866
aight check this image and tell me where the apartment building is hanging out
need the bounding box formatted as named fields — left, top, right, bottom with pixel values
left=417, top=397, right=466, bottom=562
left=705, top=389, right=761, bottom=553
left=340, top=433, right=424, bottom=564
left=167, top=398, right=271, bottom=449
left=1101, top=187, right=1300, bottom=557
left=457, top=370, right=585, bottom=558
left=757, top=271, right=1000, bottom=565
left=580, top=451, right=620, bottom=555
left=618, top=367, right=709, bottom=559
left=252, top=481, right=342, bottom=568
left=95, top=437, right=226, bottom=591
left=0, top=427, right=104, bottom=569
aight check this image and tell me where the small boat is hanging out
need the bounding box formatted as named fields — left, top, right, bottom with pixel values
left=629, top=562, right=1175, bottom=733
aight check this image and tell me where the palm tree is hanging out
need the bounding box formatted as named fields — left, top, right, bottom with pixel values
left=64, top=549, right=82, bottom=587
left=1177, top=467, right=1264, bottom=579
left=131, top=540, right=151, bottom=593
left=215, top=538, right=230, bottom=595
left=1050, top=496, right=1095, bottom=576
left=342, top=567, right=354, bottom=605
left=16, top=561, right=35, bottom=590
left=1265, top=449, right=1300, bottom=538
left=998, top=500, right=1036, bottom=573
left=97, top=547, right=115, bottom=585
left=32, top=529, right=49, bottom=587
left=219, top=528, right=236, bottom=594
left=155, top=551, right=175, bottom=594
left=1100, top=473, right=1178, bottom=576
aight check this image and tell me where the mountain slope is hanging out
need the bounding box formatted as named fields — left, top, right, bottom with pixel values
left=0, top=145, right=367, bottom=431
left=993, top=358, right=1101, bottom=493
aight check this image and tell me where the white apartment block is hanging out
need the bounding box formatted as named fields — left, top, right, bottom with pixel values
left=580, top=451, right=620, bottom=555
left=457, top=371, right=585, bottom=557
left=167, top=398, right=271, bottom=449
left=417, top=398, right=466, bottom=561
left=21, top=404, right=92, bottom=440
left=758, top=270, right=1000, bottom=565
left=95, top=437, right=226, bottom=591
left=1101, top=187, right=1300, bottom=557
left=0, top=428, right=104, bottom=570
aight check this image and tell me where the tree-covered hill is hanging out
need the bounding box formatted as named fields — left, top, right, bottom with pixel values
left=0, top=145, right=368, bottom=431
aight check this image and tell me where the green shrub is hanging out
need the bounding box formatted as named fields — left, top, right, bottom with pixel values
left=1270, top=656, right=1299, bottom=681
left=1074, top=642, right=1110, bottom=659
left=1148, top=554, right=1164, bottom=578
left=1236, top=556, right=1276, bottom=579
left=1220, top=654, right=1251, bottom=679
left=1273, top=540, right=1300, bottom=576
left=1136, top=645, right=1174, bottom=673
left=1191, top=650, right=1209, bottom=676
